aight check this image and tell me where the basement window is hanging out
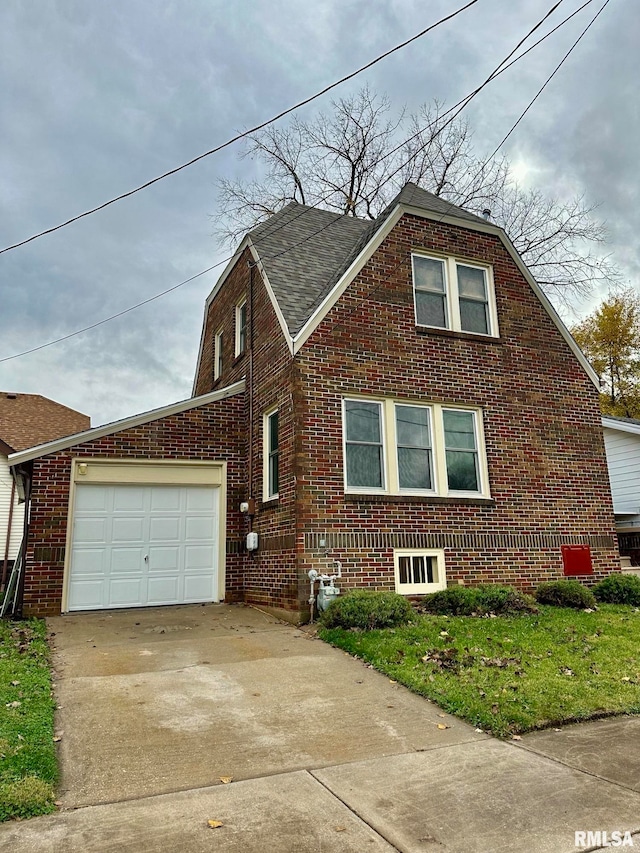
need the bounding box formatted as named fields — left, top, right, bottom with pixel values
left=394, top=549, right=446, bottom=595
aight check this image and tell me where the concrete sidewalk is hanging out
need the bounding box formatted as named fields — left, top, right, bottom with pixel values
left=1, top=603, right=639, bottom=852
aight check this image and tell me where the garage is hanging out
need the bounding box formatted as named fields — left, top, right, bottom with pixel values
left=64, top=460, right=226, bottom=612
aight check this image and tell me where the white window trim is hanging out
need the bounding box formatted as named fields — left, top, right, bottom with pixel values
left=412, top=253, right=499, bottom=338
left=214, top=327, right=223, bottom=381
left=235, top=298, right=247, bottom=357
left=342, top=396, right=490, bottom=499
left=394, top=548, right=447, bottom=595
left=342, top=398, right=387, bottom=494
left=263, top=407, right=279, bottom=501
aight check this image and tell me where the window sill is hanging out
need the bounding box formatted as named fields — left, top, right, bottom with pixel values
left=415, top=326, right=502, bottom=344
left=233, top=353, right=246, bottom=365
left=345, top=493, right=494, bottom=506
left=261, top=497, right=279, bottom=510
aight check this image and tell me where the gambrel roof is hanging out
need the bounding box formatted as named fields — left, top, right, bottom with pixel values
left=195, top=182, right=598, bottom=388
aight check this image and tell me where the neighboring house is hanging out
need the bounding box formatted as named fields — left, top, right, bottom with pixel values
left=0, top=393, right=90, bottom=578
left=602, top=415, right=640, bottom=564
left=9, top=184, right=619, bottom=619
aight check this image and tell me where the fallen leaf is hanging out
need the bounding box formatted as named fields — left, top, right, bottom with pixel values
left=474, top=728, right=484, bottom=733
left=219, top=776, right=233, bottom=784
left=389, top=680, right=397, bottom=684
left=207, top=820, right=224, bottom=829
left=621, top=676, right=631, bottom=682
left=335, top=826, right=347, bottom=832
left=10, top=681, right=20, bottom=687
left=437, top=713, right=447, bottom=717
left=439, top=630, right=450, bottom=637
left=437, top=723, right=449, bottom=730
left=511, top=735, right=522, bottom=741
left=5, top=701, right=21, bottom=709
left=53, top=736, right=62, bottom=743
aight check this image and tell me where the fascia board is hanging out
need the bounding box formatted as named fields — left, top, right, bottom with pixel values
left=0, top=438, right=15, bottom=456
left=602, top=416, right=640, bottom=436
left=191, top=239, right=251, bottom=395
left=292, top=205, right=403, bottom=354
left=247, top=238, right=294, bottom=354
left=293, top=203, right=599, bottom=389
left=8, top=380, right=246, bottom=466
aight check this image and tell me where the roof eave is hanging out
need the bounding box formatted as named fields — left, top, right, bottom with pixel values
left=8, top=380, right=246, bottom=466
left=602, top=416, right=640, bottom=436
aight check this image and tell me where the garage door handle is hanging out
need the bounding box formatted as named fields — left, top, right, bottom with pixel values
left=144, top=554, right=149, bottom=563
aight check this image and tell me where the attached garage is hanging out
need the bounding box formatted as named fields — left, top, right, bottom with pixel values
left=7, top=382, right=245, bottom=618
left=64, top=460, right=226, bottom=612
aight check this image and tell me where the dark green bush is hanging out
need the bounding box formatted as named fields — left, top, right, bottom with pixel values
left=320, top=589, right=413, bottom=630
left=593, top=573, right=640, bottom=605
left=419, top=584, right=537, bottom=616
left=535, top=580, right=596, bottom=609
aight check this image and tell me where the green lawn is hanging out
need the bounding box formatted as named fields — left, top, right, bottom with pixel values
left=0, top=619, right=57, bottom=820
left=320, top=605, right=640, bottom=737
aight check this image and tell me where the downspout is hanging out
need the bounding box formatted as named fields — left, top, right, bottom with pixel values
left=14, top=464, right=31, bottom=619
left=1, top=478, right=16, bottom=590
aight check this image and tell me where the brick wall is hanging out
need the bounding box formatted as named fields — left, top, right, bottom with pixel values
left=23, top=394, right=246, bottom=616
left=293, top=212, right=619, bottom=601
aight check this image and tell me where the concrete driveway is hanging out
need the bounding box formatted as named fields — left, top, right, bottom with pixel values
left=1, top=603, right=640, bottom=852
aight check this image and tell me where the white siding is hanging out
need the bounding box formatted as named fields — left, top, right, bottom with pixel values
left=0, top=455, right=24, bottom=561
left=603, top=427, right=640, bottom=519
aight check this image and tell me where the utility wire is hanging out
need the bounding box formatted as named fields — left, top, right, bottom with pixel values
left=0, top=0, right=600, bottom=364
left=0, top=0, right=480, bottom=257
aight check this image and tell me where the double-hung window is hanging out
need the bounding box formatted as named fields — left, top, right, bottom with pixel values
left=343, top=398, right=488, bottom=498
left=344, top=400, right=385, bottom=490
left=235, top=299, right=247, bottom=357
left=412, top=254, right=496, bottom=337
left=264, top=408, right=279, bottom=500
left=214, top=328, right=223, bottom=381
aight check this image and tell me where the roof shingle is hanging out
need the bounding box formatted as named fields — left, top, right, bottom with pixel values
left=0, top=393, right=90, bottom=452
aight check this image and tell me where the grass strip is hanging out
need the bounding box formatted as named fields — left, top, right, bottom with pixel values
left=320, top=604, right=640, bottom=737
left=0, top=619, right=57, bottom=820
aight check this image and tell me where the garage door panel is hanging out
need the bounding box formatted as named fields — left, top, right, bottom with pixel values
left=112, top=487, right=146, bottom=511
left=68, top=580, right=106, bottom=610
left=70, top=547, right=106, bottom=574
left=147, top=576, right=180, bottom=604
left=149, top=517, right=181, bottom=541
left=69, top=482, right=220, bottom=611
left=186, top=489, right=216, bottom=511
left=149, top=488, right=182, bottom=511
left=109, top=578, right=145, bottom=607
left=185, top=516, right=215, bottom=540
left=111, top=517, right=145, bottom=543
left=73, top=517, right=108, bottom=543
left=149, top=546, right=180, bottom=571
left=110, top=548, right=144, bottom=575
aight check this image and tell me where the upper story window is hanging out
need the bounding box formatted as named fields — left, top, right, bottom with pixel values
left=235, top=298, right=247, bottom=357
left=342, top=397, right=489, bottom=499
left=412, top=254, right=497, bottom=337
left=264, top=408, right=280, bottom=500
left=214, top=328, right=224, bottom=381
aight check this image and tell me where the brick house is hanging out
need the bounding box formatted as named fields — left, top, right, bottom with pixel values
left=9, top=183, right=619, bottom=619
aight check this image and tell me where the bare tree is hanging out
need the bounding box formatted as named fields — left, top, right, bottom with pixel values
left=215, top=88, right=615, bottom=300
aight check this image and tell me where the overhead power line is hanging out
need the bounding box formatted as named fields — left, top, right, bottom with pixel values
left=0, top=0, right=480, bottom=257
left=0, top=0, right=604, bottom=364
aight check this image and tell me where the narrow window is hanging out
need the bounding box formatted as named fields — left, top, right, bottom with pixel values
left=443, top=409, right=480, bottom=492
left=266, top=410, right=279, bottom=498
left=412, top=256, right=448, bottom=329
left=457, top=264, right=489, bottom=335
left=235, top=299, right=247, bottom=357
left=344, top=400, right=384, bottom=490
left=214, top=329, right=223, bottom=381
left=395, top=404, right=433, bottom=491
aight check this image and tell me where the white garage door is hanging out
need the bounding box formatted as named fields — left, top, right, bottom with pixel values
left=68, top=483, right=219, bottom=611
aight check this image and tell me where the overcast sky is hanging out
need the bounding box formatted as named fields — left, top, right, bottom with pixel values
left=0, top=0, right=637, bottom=427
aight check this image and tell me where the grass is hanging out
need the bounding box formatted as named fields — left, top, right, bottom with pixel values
left=0, top=619, right=57, bottom=820
left=320, top=604, right=640, bottom=738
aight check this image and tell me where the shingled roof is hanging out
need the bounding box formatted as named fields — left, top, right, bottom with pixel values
left=0, top=392, right=90, bottom=453
left=248, top=183, right=490, bottom=335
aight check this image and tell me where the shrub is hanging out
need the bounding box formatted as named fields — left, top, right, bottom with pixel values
left=593, top=573, right=640, bottom=605
left=419, top=585, right=537, bottom=616
left=474, top=585, right=538, bottom=615
left=535, top=580, right=596, bottom=609
left=320, top=589, right=413, bottom=630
